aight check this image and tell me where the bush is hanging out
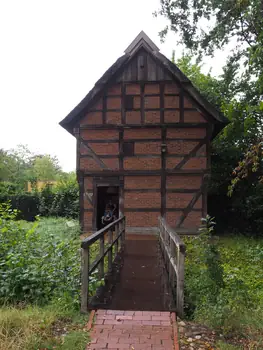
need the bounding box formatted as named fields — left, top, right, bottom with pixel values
left=0, top=203, right=81, bottom=306
left=184, top=216, right=263, bottom=337
left=0, top=179, right=79, bottom=220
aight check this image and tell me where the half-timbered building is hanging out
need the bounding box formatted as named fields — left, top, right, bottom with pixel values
left=60, top=31, right=227, bottom=235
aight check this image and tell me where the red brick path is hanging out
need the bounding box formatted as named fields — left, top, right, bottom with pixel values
left=86, top=309, right=178, bottom=350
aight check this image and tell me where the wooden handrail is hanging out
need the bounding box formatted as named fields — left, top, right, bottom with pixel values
left=81, top=216, right=125, bottom=248
left=81, top=216, right=126, bottom=313
left=158, top=217, right=186, bottom=317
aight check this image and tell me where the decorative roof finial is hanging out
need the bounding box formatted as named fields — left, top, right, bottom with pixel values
left=124, top=31, right=160, bottom=54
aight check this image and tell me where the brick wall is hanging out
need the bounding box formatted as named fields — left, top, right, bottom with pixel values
left=167, top=128, right=206, bottom=139
left=76, top=81, right=210, bottom=233
left=83, top=211, right=92, bottom=231
left=124, top=176, right=161, bottom=189
left=80, top=143, right=119, bottom=155
left=80, top=129, right=119, bottom=140
left=166, top=175, right=202, bottom=189
left=135, top=142, right=161, bottom=154
left=125, top=211, right=159, bottom=227
left=124, top=157, right=161, bottom=170
left=125, top=191, right=161, bottom=208
left=124, top=128, right=161, bottom=139
left=166, top=193, right=202, bottom=209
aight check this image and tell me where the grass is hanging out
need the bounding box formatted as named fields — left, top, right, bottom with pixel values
left=0, top=304, right=89, bottom=350
left=19, top=216, right=80, bottom=240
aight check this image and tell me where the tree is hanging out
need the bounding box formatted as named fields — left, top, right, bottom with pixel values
left=173, top=54, right=263, bottom=233
left=0, top=145, right=65, bottom=193
left=29, top=154, right=62, bottom=181
left=156, top=0, right=263, bottom=137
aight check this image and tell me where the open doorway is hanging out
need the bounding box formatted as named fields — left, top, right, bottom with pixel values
left=96, top=186, right=119, bottom=230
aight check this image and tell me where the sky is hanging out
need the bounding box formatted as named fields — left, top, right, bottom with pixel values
left=0, top=0, right=228, bottom=172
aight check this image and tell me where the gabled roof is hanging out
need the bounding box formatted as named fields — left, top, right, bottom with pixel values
left=59, top=31, right=228, bottom=135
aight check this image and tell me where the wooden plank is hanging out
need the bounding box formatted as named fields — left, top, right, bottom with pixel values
left=80, top=122, right=208, bottom=130
left=119, top=177, right=124, bottom=217
left=102, top=94, right=107, bottom=124
left=141, top=83, right=145, bottom=124
left=176, top=248, right=185, bottom=317
left=137, top=53, right=145, bottom=81
left=121, top=83, right=125, bottom=124
left=161, top=126, right=166, bottom=217
left=179, top=89, right=184, bottom=123
left=92, top=181, right=97, bottom=231
left=83, top=169, right=210, bottom=176
left=108, top=229, right=113, bottom=273
left=80, top=248, right=89, bottom=313
left=147, top=54, right=157, bottom=81
left=79, top=171, right=84, bottom=232
left=99, top=234, right=105, bottom=279
left=119, top=130, right=124, bottom=170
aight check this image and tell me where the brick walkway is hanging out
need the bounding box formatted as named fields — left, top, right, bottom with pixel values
left=86, top=309, right=178, bottom=350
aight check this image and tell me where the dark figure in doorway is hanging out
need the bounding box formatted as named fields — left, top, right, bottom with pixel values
left=101, top=200, right=117, bottom=226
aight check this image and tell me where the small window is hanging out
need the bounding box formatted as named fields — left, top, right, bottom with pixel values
left=123, top=142, right=134, bottom=156
left=125, top=95, right=134, bottom=111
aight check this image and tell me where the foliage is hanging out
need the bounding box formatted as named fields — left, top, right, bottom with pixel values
left=0, top=145, right=70, bottom=194
left=184, top=218, right=263, bottom=342
left=184, top=216, right=224, bottom=316
left=41, top=177, right=79, bottom=218
left=229, top=141, right=263, bottom=195
left=157, top=2, right=263, bottom=235
left=156, top=0, right=263, bottom=81
left=173, top=54, right=263, bottom=234
left=0, top=175, right=79, bottom=220
left=0, top=203, right=81, bottom=306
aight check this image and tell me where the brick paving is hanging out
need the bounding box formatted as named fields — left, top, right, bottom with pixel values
left=86, top=309, right=177, bottom=350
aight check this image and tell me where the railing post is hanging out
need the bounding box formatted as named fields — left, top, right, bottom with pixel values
left=108, top=228, right=113, bottom=273
left=121, top=217, right=125, bottom=247
left=116, top=222, right=119, bottom=253
left=81, top=247, right=89, bottom=313
left=99, top=234, right=105, bottom=279
left=176, top=245, right=185, bottom=317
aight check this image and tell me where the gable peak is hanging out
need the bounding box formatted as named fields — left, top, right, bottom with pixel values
left=124, top=31, right=160, bottom=55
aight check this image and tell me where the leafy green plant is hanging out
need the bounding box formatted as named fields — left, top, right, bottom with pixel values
left=0, top=203, right=81, bottom=305
left=184, top=217, right=263, bottom=338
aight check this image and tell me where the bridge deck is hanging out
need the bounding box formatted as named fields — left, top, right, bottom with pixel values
left=109, top=235, right=172, bottom=311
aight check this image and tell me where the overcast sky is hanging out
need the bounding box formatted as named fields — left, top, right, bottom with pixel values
left=0, top=0, right=227, bottom=172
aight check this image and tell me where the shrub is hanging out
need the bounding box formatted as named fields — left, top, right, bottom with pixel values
left=0, top=178, right=79, bottom=220
left=0, top=203, right=81, bottom=306
left=184, top=216, right=263, bottom=337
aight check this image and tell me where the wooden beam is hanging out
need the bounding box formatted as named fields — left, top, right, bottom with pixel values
left=173, top=139, right=206, bottom=170
left=80, top=122, right=208, bottom=130
left=83, top=169, right=210, bottom=176
left=78, top=137, right=110, bottom=170
left=175, top=174, right=210, bottom=228
left=79, top=171, right=85, bottom=233
left=80, top=247, right=89, bottom=313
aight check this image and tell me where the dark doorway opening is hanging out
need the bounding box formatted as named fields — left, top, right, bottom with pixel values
left=97, top=186, right=119, bottom=230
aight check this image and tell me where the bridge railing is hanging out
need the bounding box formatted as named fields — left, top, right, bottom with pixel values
left=158, top=217, right=186, bottom=317
left=80, top=216, right=126, bottom=313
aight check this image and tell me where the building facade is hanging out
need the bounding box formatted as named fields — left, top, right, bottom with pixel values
left=60, top=32, right=227, bottom=235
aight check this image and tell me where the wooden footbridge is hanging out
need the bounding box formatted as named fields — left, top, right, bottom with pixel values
left=81, top=216, right=185, bottom=349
